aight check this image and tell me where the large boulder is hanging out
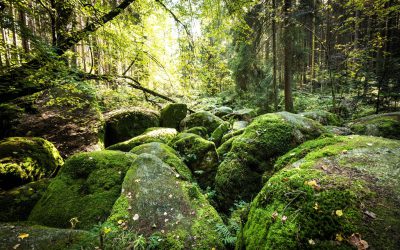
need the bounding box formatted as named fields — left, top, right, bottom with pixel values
left=183, top=126, right=209, bottom=138
left=0, top=223, right=97, bottom=249
left=0, top=137, right=64, bottom=190
left=160, top=103, right=187, bottom=129
left=215, top=112, right=325, bottom=211
left=348, top=112, right=400, bottom=139
left=107, top=127, right=177, bottom=152
left=105, top=154, right=224, bottom=249
left=0, top=83, right=105, bottom=158
left=0, top=179, right=49, bottom=222
left=223, top=108, right=257, bottom=121
left=213, top=106, right=233, bottom=117
left=104, top=108, right=159, bottom=147
left=130, top=142, right=192, bottom=181
left=238, top=135, right=400, bottom=249
left=170, top=133, right=219, bottom=189
left=299, top=110, right=342, bottom=126
left=179, top=111, right=224, bottom=134
left=29, top=150, right=137, bottom=229
left=210, top=122, right=230, bottom=146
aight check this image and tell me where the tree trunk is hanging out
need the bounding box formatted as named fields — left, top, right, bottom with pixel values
left=283, top=0, right=294, bottom=112
left=272, top=0, right=278, bottom=111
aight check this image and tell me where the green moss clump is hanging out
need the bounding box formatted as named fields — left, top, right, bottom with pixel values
left=300, top=110, right=342, bottom=126
left=130, top=142, right=192, bottom=181
left=0, top=222, right=98, bottom=249
left=104, top=108, right=160, bottom=147
left=238, top=135, right=400, bottom=249
left=28, top=150, right=137, bottom=229
left=217, top=136, right=238, bottom=161
left=105, top=154, right=224, bottom=249
left=215, top=112, right=325, bottom=211
left=210, top=122, right=231, bottom=146
left=349, top=112, right=400, bottom=139
left=160, top=103, right=187, bottom=129
left=179, top=111, right=224, bottom=134
left=107, top=128, right=177, bottom=152
left=183, top=126, right=208, bottom=138
left=169, top=133, right=219, bottom=189
left=0, top=137, right=64, bottom=190
left=0, top=179, right=50, bottom=222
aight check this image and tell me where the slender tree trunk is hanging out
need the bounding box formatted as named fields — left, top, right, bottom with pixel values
left=1, top=28, right=10, bottom=67
left=283, top=0, right=294, bottom=112
left=272, top=0, right=278, bottom=111
left=18, top=10, right=29, bottom=53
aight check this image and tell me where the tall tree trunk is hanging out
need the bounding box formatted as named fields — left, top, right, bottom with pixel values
left=272, top=0, right=278, bottom=111
left=283, top=0, right=294, bottom=112
left=18, top=10, right=29, bottom=53
left=310, top=0, right=317, bottom=92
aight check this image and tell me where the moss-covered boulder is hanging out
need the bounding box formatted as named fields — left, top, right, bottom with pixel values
left=217, top=137, right=237, bottom=161
left=183, top=126, right=208, bottom=138
left=0, top=83, right=105, bottom=158
left=213, top=106, right=233, bottom=117
left=224, top=108, right=257, bottom=121
left=325, top=126, right=353, bottom=136
left=130, top=142, right=192, bottom=181
left=179, top=111, right=224, bottom=134
left=348, top=112, right=400, bottom=139
left=107, top=128, right=177, bottom=152
left=238, top=135, right=400, bottom=249
left=215, top=112, right=325, bottom=211
left=221, top=128, right=245, bottom=144
left=160, top=103, right=187, bottom=129
left=232, top=121, right=248, bottom=130
left=104, top=108, right=159, bottom=147
left=170, top=133, right=219, bottom=189
left=29, top=150, right=137, bottom=229
left=300, top=110, right=342, bottom=126
left=0, top=223, right=97, bottom=249
left=105, top=154, right=224, bottom=249
left=0, top=179, right=49, bottom=222
left=210, top=122, right=231, bottom=146
left=0, top=137, right=64, bottom=190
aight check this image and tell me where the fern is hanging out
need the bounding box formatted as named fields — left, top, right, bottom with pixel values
left=215, top=223, right=237, bottom=246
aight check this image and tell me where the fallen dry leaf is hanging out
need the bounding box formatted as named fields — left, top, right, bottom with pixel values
left=17, top=233, right=29, bottom=239
left=336, top=210, right=343, bottom=217
left=364, top=211, right=376, bottom=219
left=349, top=233, right=369, bottom=250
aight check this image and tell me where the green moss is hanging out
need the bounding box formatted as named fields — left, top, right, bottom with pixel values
left=217, top=136, right=237, bottom=160
left=215, top=112, right=325, bottom=212
left=183, top=126, right=208, bottom=138
left=221, top=128, right=245, bottom=144
left=104, top=108, right=160, bottom=147
left=105, top=154, right=224, bottom=249
left=179, top=111, right=224, bottom=133
left=130, top=142, right=192, bottom=181
left=160, top=103, right=187, bottom=129
left=29, top=150, right=137, bottom=229
left=238, top=135, right=400, bottom=249
left=107, top=128, right=177, bottom=152
left=0, top=222, right=98, bottom=249
left=0, top=137, right=64, bottom=190
left=349, top=112, right=400, bottom=139
left=210, top=122, right=231, bottom=146
left=169, top=133, right=219, bottom=189
left=300, top=110, right=342, bottom=126
left=0, top=179, right=50, bottom=222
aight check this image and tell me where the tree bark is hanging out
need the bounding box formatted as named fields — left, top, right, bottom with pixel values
left=272, top=0, right=278, bottom=111
left=283, top=0, right=294, bottom=112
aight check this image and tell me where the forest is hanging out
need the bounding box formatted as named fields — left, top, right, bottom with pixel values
left=0, top=0, right=399, bottom=249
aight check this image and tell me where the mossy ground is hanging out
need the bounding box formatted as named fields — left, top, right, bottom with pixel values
left=0, top=137, right=64, bottom=190
left=238, top=135, right=400, bottom=249
left=300, top=110, right=342, bottom=126
left=29, top=150, right=137, bottom=229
